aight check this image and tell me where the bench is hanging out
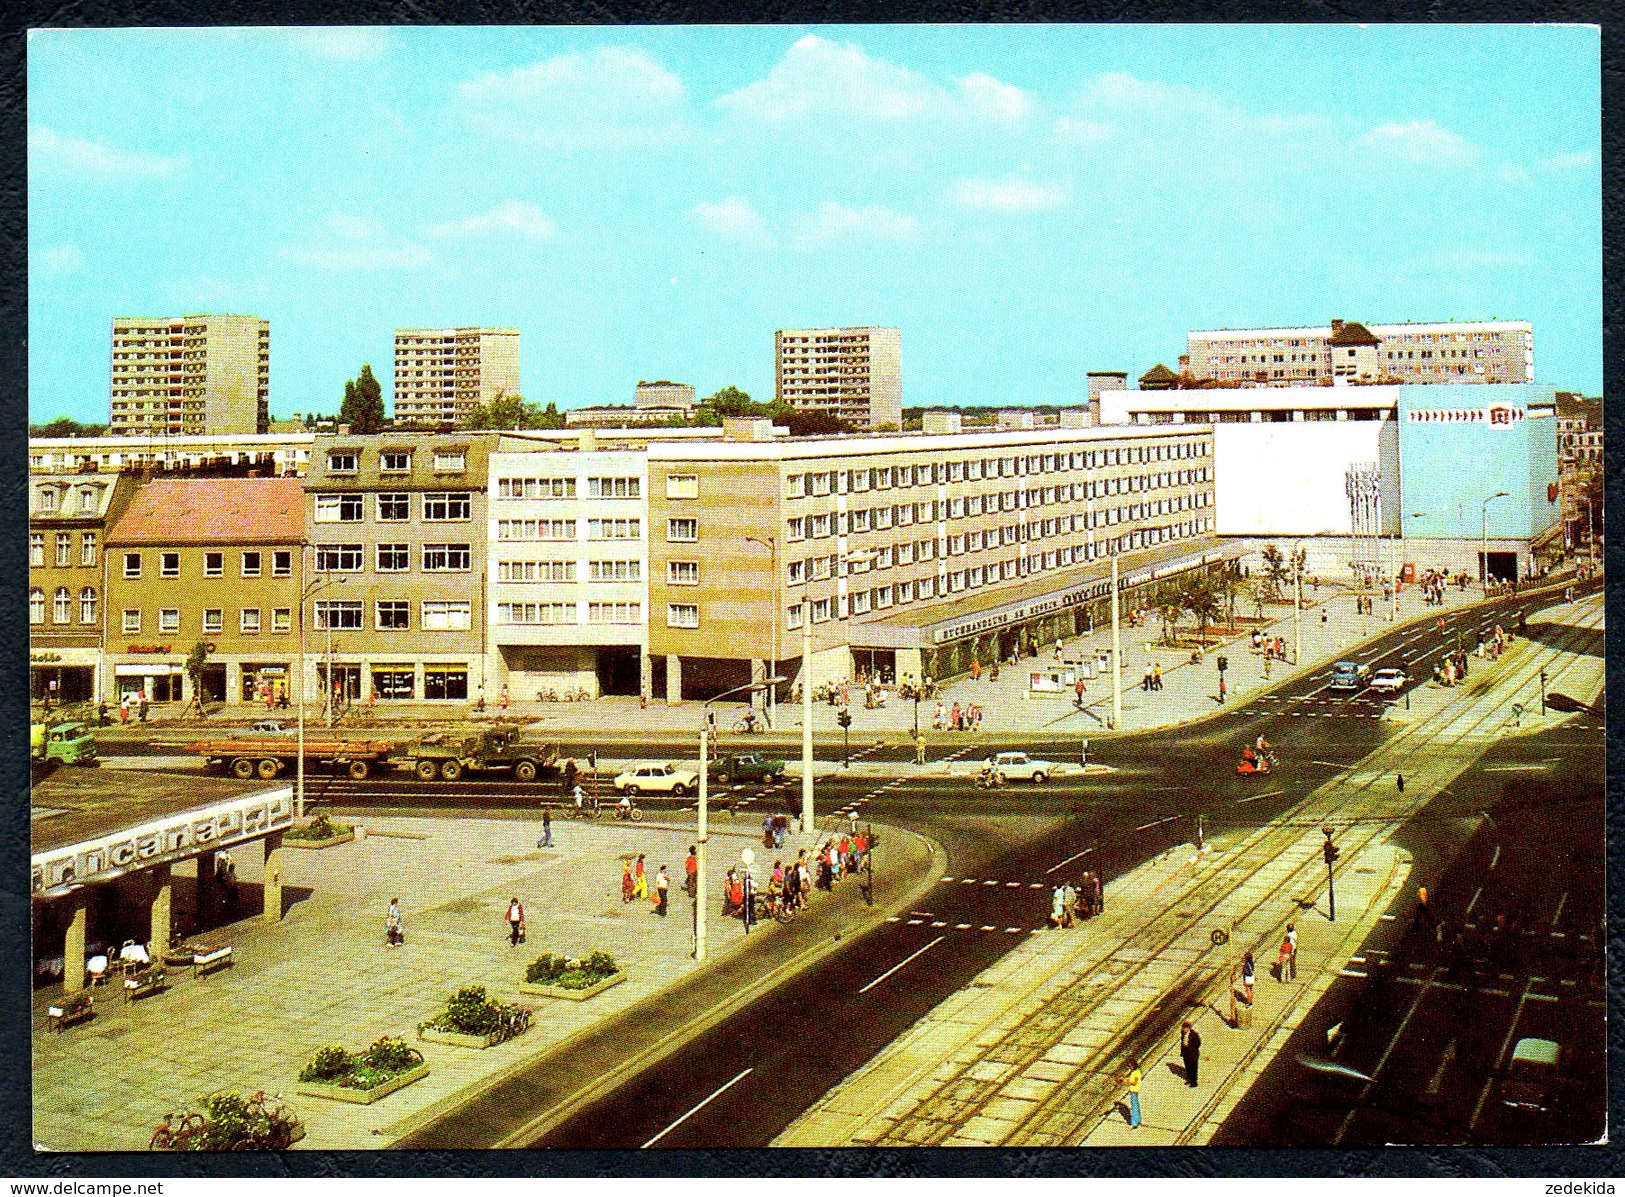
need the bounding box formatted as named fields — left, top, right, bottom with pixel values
left=124, top=968, right=169, bottom=1002
left=192, top=944, right=233, bottom=978
left=46, top=995, right=94, bottom=1033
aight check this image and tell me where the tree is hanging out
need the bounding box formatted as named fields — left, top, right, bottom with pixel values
left=30, top=416, right=107, bottom=438
left=1176, top=571, right=1224, bottom=646
left=185, top=640, right=214, bottom=719
left=705, top=385, right=756, bottom=418
left=1259, top=543, right=1289, bottom=602
left=339, top=364, right=386, bottom=433
left=784, top=409, right=852, bottom=437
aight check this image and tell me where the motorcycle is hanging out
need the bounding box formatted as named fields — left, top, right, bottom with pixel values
left=613, top=801, right=644, bottom=823
left=976, top=766, right=1006, bottom=790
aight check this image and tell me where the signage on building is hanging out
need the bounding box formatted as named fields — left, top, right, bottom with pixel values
left=31, top=788, right=293, bottom=898
left=124, top=644, right=174, bottom=654
left=30, top=652, right=62, bottom=663
left=1407, top=406, right=1524, bottom=427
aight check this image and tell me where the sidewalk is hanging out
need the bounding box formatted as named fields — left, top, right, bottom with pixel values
left=31, top=810, right=938, bottom=1151
left=117, top=575, right=1551, bottom=743
left=776, top=590, right=1604, bottom=1148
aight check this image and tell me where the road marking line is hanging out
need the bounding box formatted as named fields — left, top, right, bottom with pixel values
left=940, top=876, right=955, bottom=882
left=1552, top=892, right=1568, bottom=929
left=885, top=916, right=900, bottom=922
left=1005, top=881, right=1021, bottom=888
left=979, top=925, right=997, bottom=932
left=960, top=878, right=978, bottom=884
left=1527, top=992, right=1559, bottom=1002
left=906, top=919, right=923, bottom=926
left=1005, top=927, right=1022, bottom=934
left=931, top=921, right=947, bottom=928
left=1235, top=790, right=1283, bottom=805
left=1044, top=847, right=1094, bottom=875
left=858, top=936, right=944, bottom=995
left=956, top=923, right=972, bottom=930
left=983, top=879, right=999, bottom=886
left=1488, top=845, right=1501, bottom=872
left=1134, top=815, right=1178, bottom=832
left=1029, top=883, right=1044, bottom=889
left=1340, top=969, right=1369, bottom=978
left=641, top=1067, right=754, bottom=1148
left=1310, top=761, right=1351, bottom=769
left=1465, top=886, right=1482, bottom=917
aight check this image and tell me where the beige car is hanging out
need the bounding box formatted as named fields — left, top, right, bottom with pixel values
left=613, top=761, right=700, bottom=797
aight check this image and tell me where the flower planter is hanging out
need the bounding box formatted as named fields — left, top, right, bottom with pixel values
left=283, top=832, right=355, bottom=851
left=296, top=1062, right=429, bottom=1105
left=419, top=1027, right=509, bottom=1050
left=518, top=971, right=625, bottom=1002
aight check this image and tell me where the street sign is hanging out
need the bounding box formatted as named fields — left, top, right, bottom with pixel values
left=1210, top=928, right=1229, bottom=946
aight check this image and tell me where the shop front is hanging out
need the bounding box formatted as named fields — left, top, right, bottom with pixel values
left=30, top=649, right=98, bottom=705
left=239, top=662, right=291, bottom=705
left=112, top=660, right=184, bottom=703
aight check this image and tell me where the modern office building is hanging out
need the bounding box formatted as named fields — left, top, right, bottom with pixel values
left=109, top=314, right=270, bottom=436
left=301, top=432, right=517, bottom=703
left=643, top=423, right=1220, bottom=702
left=486, top=445, right=649, bottom=700
left=1100, top=382, right=1561, bottom=581
left=635, top=381, right=697, bottom=411
left=103, top=478, right=304, bottom=704
left=29, top=472, right=141, bottom=703
left=392, top=327, right=520, bottom=426
left=775, top=326, right=902, bottom=429
left=1184, top=319, right=1533, bottom=387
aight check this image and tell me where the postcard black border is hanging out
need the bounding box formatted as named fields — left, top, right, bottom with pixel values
left=0, top=0, right=1619, bottom=1181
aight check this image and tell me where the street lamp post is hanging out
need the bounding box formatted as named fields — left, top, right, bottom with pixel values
left=797, top=548, right=875, bottom=839
left=296, top=545, right=344, bottom=820
left=1481, top=491, right=1510, bottom=591
left=744, top=536, right=777, bottom=729
left=1110, top=553, right=1122, bottom=731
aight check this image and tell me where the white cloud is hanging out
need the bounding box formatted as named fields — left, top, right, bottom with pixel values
left=1497, top=163, right=1531, bottom=185
left=692, top=197, right=775, bottom=246
left=1538, top=149, right=1597, bottom=172
left=326, top=211, right=384, bottom=240
left=29, top=126, right=182, bottom=179
left=458, top=47, right=687, bottom=147
left=286, top=27, right=389, bottom=60
left=1355, top=120, right=1480, bottom=168
left=39, top=244, right=84, bottom=275
left=793, top=202, right=918, bottom=249
left=426, top=201, right=556, bottom=242
left=716, top=35, right=1032, bottom=127
left=1051, top=116, right=1113, bottom=143
left=954, top=72, right=1033, bottom=123
left=948, top=176, right=1065, bottom=212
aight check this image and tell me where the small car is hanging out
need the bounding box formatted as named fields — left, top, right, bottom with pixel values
left=985, top=751, right=1065, bottom=783
left=613, top=761, right=700, bottom=797
left=1368, top=667, right=1408, bottom=695
left=1328, top=660, right=1371, bottom=691
left=712, top=752, right=787, bottom=785
left=247, top=718, right=288, bottom=735
left=1498, top=1037, right=1561, bottom=1113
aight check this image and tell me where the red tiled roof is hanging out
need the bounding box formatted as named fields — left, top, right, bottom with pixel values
left=108, top=477, right=305, bottom=545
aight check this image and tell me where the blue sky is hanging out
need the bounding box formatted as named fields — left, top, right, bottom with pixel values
left=28, top=24, right=1602, bottom=423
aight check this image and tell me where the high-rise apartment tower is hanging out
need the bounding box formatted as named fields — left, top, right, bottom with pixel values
left=109, top=314, right=269, bottom=436
left=393, top=327, right=520, bottom=425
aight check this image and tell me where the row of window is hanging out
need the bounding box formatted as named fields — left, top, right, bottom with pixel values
left=315, top=492, right=471, bottom=522
left=315, top=543, right=471, bottom=572
left=497, top=602, right=643, bottom=625
left=123, top=549, right=293, bottom=579
left=497, top=474, right=697, bottom=500
left=120, top=606, right=291, bottom=635
left=28, top=587, right=97, bottom=625
left=787, top=490, right=1210, bottom=543
left=315, top=600, right=472, bottom=630
left=496, top=560, right=644, bottom=582
left=30, top=532, right=97, bottom=567
left=784, top=443, right=1207, bottom=498
left=497, top=519, right=643, bottom=542
left=33, top=486, right=103, bottom=515
left=325, top=449, right=464, bottom=474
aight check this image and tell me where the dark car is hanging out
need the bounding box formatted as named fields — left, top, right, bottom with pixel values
left=713, top=751, right=787, bottom=785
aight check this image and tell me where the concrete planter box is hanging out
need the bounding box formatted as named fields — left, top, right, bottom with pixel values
left=296, top=1062, right=429, bottom=1105
left=419, top=1027, right=513, bottom=1050
left=283, top=831, right=355, bottom=851
left=518, top=971, right=625, bottom=1002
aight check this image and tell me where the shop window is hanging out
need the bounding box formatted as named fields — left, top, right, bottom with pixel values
left=424, top=667, right=468, bottom=700
left=373, top=669, right=415, bottom=699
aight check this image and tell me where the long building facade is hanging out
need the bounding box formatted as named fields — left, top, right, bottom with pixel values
left=392, top=327, right=520, bottom=426
left=1185, top=319, right=1533, bottom=387
left=775, top=327, right=902, bottom=430
left=109, top=314, right=270, bottom=436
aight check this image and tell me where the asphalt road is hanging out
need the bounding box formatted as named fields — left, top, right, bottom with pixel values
left=95, top=585, right=1604, bottom=1148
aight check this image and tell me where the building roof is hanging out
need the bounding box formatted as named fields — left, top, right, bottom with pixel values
left=107, top=477, right=304, bottom=545
left=1139, top=364, right=1180, bottom=386
left=1327, top=320, right=1381, bottom=347
left=1555, top=391, right=1602, bottom=427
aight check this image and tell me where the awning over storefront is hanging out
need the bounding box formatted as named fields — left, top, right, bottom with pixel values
left=113, top=663, right=184, bottom=676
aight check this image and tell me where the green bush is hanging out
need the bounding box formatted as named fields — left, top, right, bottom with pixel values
left=287, top=811, right=352, bottom=841
left=361, top=1035, right=418, bottom=1073
left=525, top=954, right=566, bottom=985
left=195, top=1090, right=299, bottom=1151
left=527, top=949, right=618, bottom=989
left=298, top=1044, right=350, bottom=1082
left=583, top=950, right=617, bottom=977
left=439, top=985, right=501, bottom=1035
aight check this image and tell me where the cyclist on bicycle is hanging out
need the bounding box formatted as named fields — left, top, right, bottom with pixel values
left=572, top=785, right=585, bottom=812
left=739, top=709, right=758, bottom=734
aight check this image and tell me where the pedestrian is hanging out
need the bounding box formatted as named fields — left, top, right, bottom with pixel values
left=1120, top=1059, right=1143, bottom=1128
left=970, top=659, right=981, bottom=682
left=138, top=691, right=148, bottom=722
left=1241, top=951, right=1255, bottom=1005
left=538, top=808, right=553, bottom=849
left=1062, top=883, right=1077, bottom=928
left=653, top=866, right=670, bottom=917
left=562, top=758, right=579, bottom=795
left=386, top=897, right=404, bottom=948
left=1152, top=663, right=1163, bottom=692
left=1321, top=609, right=1328, bottom=625
left=950, top=701, right=963, bottom=732
left=640, top=686, right=649, bottom=711
left=971, top=705, right=983, bottom=732
left=685, top=846, right=698, bottom=899
left=1276, top=932, right=1293, bottom=982
left=933, top=701, right=945, bottom=731
left=119, top=694, right=131, bottom=725
left=1180, top=1021, right=1202, bottom=1087
left=1218, top=676, right=1227, bottom=704
left=505, top=897, right=525, bottom=946
left=633, top=854, right=648, bottom=901
left=1054, top=638, right=1065, bottom=661
left=1142, top=663, right=1153, bottom=692
left=1050, top=885, right=1066, bottom=929
left=622, top=859, right=636, bottom=903
left=1091, top=871, right=1104, bottom=916
left=500, top=683, right=510, bottom=711
left=1286, top=923, right=1297, bottom=980
left=915, top=733, right=927, bottom=766
left=1263, top=655, right=1272, bottom=680
left=1074, top=677, right=1086, bottom=708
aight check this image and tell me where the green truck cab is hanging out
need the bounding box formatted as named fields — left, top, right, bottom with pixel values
left=399, top=726, right=556, bottom=783
left=712, top=751, right=787, bottom=786
left=31, top=721, right=97, bottom=767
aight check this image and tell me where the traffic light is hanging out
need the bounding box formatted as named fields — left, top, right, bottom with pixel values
left=1217, top=655, right=1228, bottom=673
left=1322, top=838, right=1340, bottom=866
left=836, top=709, right=852, bottom=730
